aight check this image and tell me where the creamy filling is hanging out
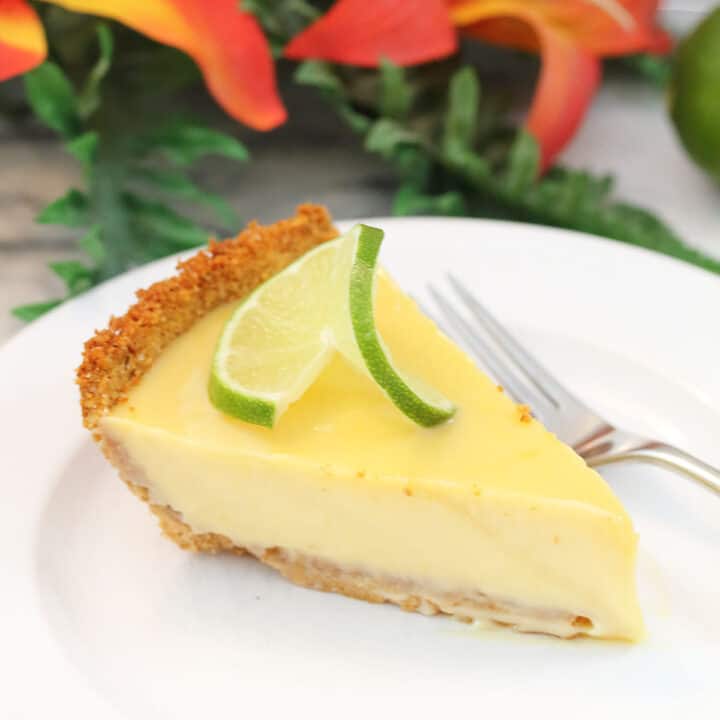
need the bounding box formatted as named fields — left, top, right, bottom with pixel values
left=102, top=418, right=643, bottom=640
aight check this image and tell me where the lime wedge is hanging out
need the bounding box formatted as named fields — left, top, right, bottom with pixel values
left=209, top=224, right=456, bottom=428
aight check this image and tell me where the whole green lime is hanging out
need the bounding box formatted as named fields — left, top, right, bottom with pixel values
left=670, top=7, right=720, bottom=181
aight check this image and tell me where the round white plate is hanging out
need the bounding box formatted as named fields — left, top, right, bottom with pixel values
left=2, top=218, right=719, bottom=719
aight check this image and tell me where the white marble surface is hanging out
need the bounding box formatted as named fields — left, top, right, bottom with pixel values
left=2, top=49, right=719, bottom=344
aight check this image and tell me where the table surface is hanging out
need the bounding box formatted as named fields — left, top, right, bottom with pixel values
left=2, top=23, right=719, bottom=345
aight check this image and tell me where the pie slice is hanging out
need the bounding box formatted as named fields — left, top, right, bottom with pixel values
left=78, top=205, right=643, bottom=641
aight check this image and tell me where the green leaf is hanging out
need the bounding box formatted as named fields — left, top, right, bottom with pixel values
left=66, top=131, right=99, bottom=166
left=243, top=0, right=319, bottom=54
left=294, top=60, right=343, bottom=93
left=78, top=224, right=105, bottom=263
left=132, top=167, right=239, bottom=228
left=379, top=59, right=414, bottom=121
left=437, top=68, right=492, bottom=184
left=443, top=67, right=480, bottom=160
left=612, top=53, right=672, bottom=88
left=24, top=62, right=80, bottom=138
left=36, top=189, right=90, bottom=227
left=147, top=124, right=249, bottom=165
left=12, top=300, right=63, bottom=322
left=503, top=131, right=540, bottom=194
left=365, top=119, right=422, bottom=159
left=578, top=201, right=720, bottom=274
left=393, top=185, right=466, bottom=216
left=393, top=146, right=432, bottom=183
left=294, top=61, right=370, bottom=133
left=77, top=24, right=114, bottom=119
left=336, top=104, right=372, bottom=134
left=50, top=260, right=94, bottom=295
left=124, top=194, right=209, bottom=249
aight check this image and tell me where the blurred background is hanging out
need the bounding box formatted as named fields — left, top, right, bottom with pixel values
left=1, top=0, right=719, bottom=341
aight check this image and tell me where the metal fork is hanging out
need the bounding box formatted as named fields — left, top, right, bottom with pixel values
left=426, top=275, right=720, bottom=497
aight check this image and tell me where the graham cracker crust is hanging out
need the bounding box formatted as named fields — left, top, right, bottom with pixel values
left=77, top=204, right=337, bottom=434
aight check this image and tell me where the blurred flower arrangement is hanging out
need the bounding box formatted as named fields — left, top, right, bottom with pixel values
left=1, top=0, right=718, bottom=318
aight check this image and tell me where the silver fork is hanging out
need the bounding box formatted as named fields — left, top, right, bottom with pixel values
left=426, top=275, right=720, bottom=497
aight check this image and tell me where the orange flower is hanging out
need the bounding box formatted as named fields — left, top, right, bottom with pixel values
left=0, top=0, right=46, bottom=81
left=0, top=0, right=285, bottom=130
left=1, top=0, right=671, bottom=165
left=449, top=0, right=671, bottom=168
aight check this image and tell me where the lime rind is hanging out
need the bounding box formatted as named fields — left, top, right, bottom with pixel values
left=208, top=370, right=277, bottom=428
left=348, top=225, right=456, bottom=427
left=208, top=223, right=455, bottom=428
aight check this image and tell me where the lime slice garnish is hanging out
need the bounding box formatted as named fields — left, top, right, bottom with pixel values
left=209, top=224, right=456, bottom=428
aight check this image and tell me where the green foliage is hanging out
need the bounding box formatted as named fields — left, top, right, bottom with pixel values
left=243, top=0, right=321, bottom=54
left=378, top=59, right=414, bottom=121
left=133, top=167, right=239, bottom=228
left=12, top=300, right=63, bottom=322
left=141, top=123, right=249, bottom=165
left=295, top=61, right=370, bottom=133
left=23, top=62, right=80, bottom=137
left=36, top=189, right=90, bottom=226
left=294, top=59, right=343, bottom=93
left=443, top=67, right=481, bottom=163
left=365, top=118, right=422, bottom=158
left=502, top=132, right=540, bottom=195
left=13, top=26, right=248, bottom=320
left=123, top=194, right=211, bottom=250
left=77, top=24, right=114, bottom=118
left=49, top=260, right=94, bottom=295
left=66, top=131, right=99, bottom=166
left=298, top=59, right=720, bottom=275
left=611, top=53, right=673, bottom=87
left=392, top=186, right=466, bottom=216
left=77, top=225, right=105, bottom=263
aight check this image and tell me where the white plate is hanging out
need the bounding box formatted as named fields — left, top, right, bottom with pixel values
left=2, top=218, right=719, bottom=719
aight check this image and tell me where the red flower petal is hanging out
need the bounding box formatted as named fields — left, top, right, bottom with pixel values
left=0, top=0, right=46, bottom=81
left=284, top=0, right=457, bottom=67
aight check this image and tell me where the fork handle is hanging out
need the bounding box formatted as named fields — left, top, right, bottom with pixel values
left=589, top=442, right=720, bottom=497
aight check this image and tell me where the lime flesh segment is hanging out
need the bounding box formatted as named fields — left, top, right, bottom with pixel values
left=209, top=240, right=336, bottom=427
left=209, top=224, right=456, bottom=428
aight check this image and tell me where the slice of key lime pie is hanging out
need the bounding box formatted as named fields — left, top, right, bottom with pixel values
left=78, top=205, right=643, bottom=640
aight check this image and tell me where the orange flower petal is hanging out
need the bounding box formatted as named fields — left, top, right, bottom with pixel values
left=451, top=1, right=671, bottom=56
left=525, top=29, right=600, bottom=170
left=49, top=0, right=285, bottom=129
left=0, top=0, right=46, bottom=81
left=462, top=14, right=601, bottom=169
left=568, top=0, right=672, bottom=55
left=284, top=0, right=457, bottom=67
